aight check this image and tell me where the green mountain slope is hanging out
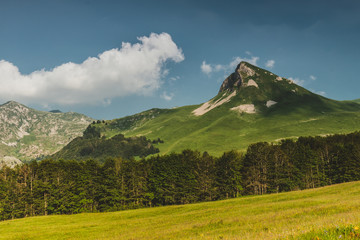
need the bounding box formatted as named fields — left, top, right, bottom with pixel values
left=0, top=101, right=94, bottom=163
left=51, top=132, right=160, bottom=161
left=352, top=98, right=360, bottom=104
left=87, top=62, right=360, bottom=156
left=1, top=181, right=360, bottom=239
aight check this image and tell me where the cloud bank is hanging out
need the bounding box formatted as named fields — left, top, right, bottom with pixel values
left=0, top=33, right=184, bottom=105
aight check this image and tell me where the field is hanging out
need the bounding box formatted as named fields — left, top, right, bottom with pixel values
left=1, top=181, right=360, bottom=239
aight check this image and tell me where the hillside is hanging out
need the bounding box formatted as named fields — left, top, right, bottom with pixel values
left=88, top=62, right=360, bottom=156
left=0, top=101, right=93, bottom=164
left=1, top=181, right=360, bottom=239
left=51, top=131, right=160, bottom=161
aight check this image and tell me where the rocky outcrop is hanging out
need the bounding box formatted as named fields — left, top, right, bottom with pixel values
left=193, top=91, right=237, bottom=116
left=230, top=104, right=256, bottom=114
left=218, top=69, right=242, bottom=93
left=244, top=79, right=259, bottom=88
left=238, top=62, right=256, bottom=77
left=218, top=62, right=258, bottom=93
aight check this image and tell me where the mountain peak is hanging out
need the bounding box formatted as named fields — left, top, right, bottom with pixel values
left=1, top=100, right=24, bottom=107
left=219, top=61, right=257, bottom=93
left=236, top=61, right=256, bottom=75
left=193, top=61, right=319, bottom=116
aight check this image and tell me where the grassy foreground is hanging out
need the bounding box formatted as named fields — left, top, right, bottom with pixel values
left=2, top=182, right=360, bottom=240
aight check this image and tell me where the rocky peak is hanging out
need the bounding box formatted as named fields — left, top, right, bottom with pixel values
left=0, top=101, right=30, bottom=116
left=3, top=100, right=18, bottom=105
left=1, top=100, right=23, bottom=108
left=218, top=62, right=256, bottom=93
left=237, top=62, right=256, bottom=77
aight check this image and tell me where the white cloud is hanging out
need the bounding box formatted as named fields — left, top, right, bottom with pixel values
left=169, top=76, right=180, bottom=82
left=161, top=91, right=174, bottom=101
left=201, top=61, right=213, bottom=75
left=229, top=56, right=259, bottom=68
left=102, top=98, right=112, bottom=106
left=265, top=60, right=275, bottom=69
left=288, top=77, right=306, bottom=86
left=214, top=64, right=224, bottom=72
left=310, top=75, right=316, bottom=81
left=0, top=32, right=184, bottom=105
left=289, top=75, right=318, bottom=87
left=201, top=55, right=259, bottom=76
left=316, top=91, right=326, bottom=96
left=289, top=75, right=325, bottom=96
left=310, top=89, right=326, bottom=96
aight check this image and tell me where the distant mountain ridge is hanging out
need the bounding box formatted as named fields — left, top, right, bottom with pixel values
left=0, top=101, right=93, bottom=165
left=83, top=62, right=360, bottom=156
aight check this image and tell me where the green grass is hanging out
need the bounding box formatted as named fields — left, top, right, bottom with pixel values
left=88, top=63, right=360, bottom=157
left=351, top=99, right=360, bottom=105
left=293, top=225, right=360, bottom=239
left=21, top=135, right=37, bottom=144
left=2, top=181, right=360, bottom=239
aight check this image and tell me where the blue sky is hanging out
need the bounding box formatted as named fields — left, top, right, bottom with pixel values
left=0, top=0, right=359, bottom=119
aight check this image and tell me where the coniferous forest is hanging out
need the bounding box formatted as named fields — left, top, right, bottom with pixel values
left=1, top=131, right=360, bottom=221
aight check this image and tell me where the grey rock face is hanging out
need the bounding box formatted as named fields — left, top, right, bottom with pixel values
left=219, top=63, right=243, bottom=93
left=0, top=101, right=94, bottom=162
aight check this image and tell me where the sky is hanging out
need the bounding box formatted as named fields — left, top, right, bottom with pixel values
left=0, top=0, right=359, bottom=120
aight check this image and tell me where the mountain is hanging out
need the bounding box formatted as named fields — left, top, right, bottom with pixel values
left=0, top=101, right=93, bottom=164
left=49, top=110, right=62, bottom=113
left=72, top=62, right=360, bottom=156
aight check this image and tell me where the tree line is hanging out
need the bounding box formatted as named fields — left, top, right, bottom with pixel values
left=243, top=132, right=360, bottom=195
left=1, top=131, right=360, bottom=221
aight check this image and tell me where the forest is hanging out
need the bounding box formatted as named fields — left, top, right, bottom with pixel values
left=51, top=131, right=160, bottom=161
left=1, top=131, right=360, bottom=221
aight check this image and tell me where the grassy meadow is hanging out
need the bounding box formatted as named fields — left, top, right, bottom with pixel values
left=2, top=181, right=360, bottom=239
